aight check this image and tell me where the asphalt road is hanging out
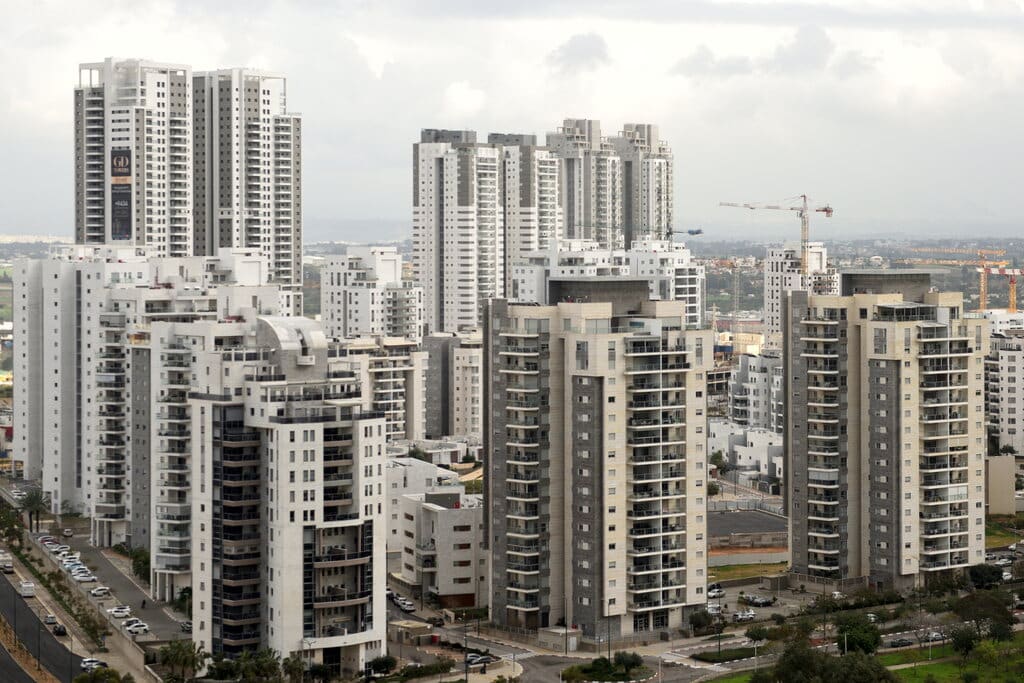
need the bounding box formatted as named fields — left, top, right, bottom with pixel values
left=39, top=533, right=180, bottom=638
left=0, top=641, right=34, bottom=683
left=0, top=575, right=82, bottom=683
left=385, top=600, right=531, bottom=660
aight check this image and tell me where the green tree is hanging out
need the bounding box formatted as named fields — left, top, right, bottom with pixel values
left=967, top=564, right=1003, bottom=589
left=954, top=590, right=1014, bottom=639
left=18, top=486, right=48, bottom=533
left=612, top=651, right=643, bottom=677
left=688, top=609, right=712, bottom=631
left=949, top=624, right=980, bottom=671
left=746, top=625, right=769, bottom=645
left=834, top=613, right=881, bottom=655
left=707, top=481, right=720, bottom=497
left=282, top=653, right=306, bottom=683
left=973, top=640, right=999, bottom=672
left=308, top=662, right=333, bottom=683
left=73, top=669, right=125, bottom=683
left=368, top=655, right=396, bottom=674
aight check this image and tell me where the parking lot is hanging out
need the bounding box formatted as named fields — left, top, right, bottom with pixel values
left=702, top=581, right=823, bottom=625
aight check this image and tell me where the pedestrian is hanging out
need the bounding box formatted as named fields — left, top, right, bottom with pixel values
left=142, top=599, right=146, bottom=609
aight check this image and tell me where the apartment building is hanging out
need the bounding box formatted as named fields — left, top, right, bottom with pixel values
left=14, top=246, right=279, bottom=547
left=385, top=457, right=461, bottom=553
left=728, top=352, right=783, bottom=433
left=484, top=285, right=712, bottom=640
left=423, top=330, right=483, bottom=440
left=784, top=281, right=988, bottom=591
left=333, top=337, right=427, bottom=442
left=763, top=243, right=837, bottom=348
left=412, top=129, right=562, bottom=333
left=321, top=247, right=423, bottom=342
left=193, top=69, right=303, bottom=314
left=76, top=59, right=193, bottom=255
left=546, top=119, right=623, bottom=248
left=985, top=330, right=1024, bottom=456
left=75, top=58, right=303, bottom=313
left=398, top=491, right=487, bottom=608
left=609, top=124, right=674, bottom=244
left=511, top=239, right=704, bottom=328
left=707, top=420, right=784, bottom=481
left=189, top=317, right=386, bottom=675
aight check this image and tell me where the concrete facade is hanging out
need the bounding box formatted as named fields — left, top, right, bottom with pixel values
left=189, top=317, right=387, bottom=675
left=385, top=457, right=461, bottom=553
left=398, top=492, right=487, bottom=608
left=485, top=297, right=712, bottom=639
left=423, top=330, right=483, bottom=441
left=785, top=286, right=988, bottom=590
left=728, top=352, right=783, bottom=433
left=985, top=331, right=1024, bottom=456
left=985, top=454, right=1016, bottom=516
left=763, top=243, right=837, bottom=348
left=321, top=247, right=423, bottom=342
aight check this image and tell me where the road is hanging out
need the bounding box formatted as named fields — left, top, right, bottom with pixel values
left=0, top=641, right=34, bottom=683
left=0, top=574, right=82, bottom=683
left=41, top=533, right=181, bottom=638
left=385, top=600, right=531, bottom=660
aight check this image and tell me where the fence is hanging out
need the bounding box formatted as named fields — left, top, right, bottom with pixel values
left=708, top=499, right=785, bottom=516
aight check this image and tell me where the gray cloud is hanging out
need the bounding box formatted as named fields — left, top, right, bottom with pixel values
left=546, top=33, right=610, bottom=74
left=766, top=25, right=835, bottom=73
left=672, top=45, right=753, bottom=78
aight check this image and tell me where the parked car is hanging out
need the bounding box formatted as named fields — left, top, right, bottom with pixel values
left=426, top=616, right=444, bottom=627
left=707, top=588, right=726, bottom=599
left=866, top=613, right=878, bottom=623
left=733, top=609, right=756, bottom=623
left=707, top=603, right=722, bottom=615
left=108, top=606, right=131, bottom=618
left=708, top=582, right=723, bottom=592
left=52, top=624, right=67, bottom=636
left=180, top=621, right=193, bottom=633
left=1004, top=571, right=1014, bottom=582
left=90, top=587, right=110, bottom=598
left=73, top=573, right=97, bottom=583
left=889, top=637, right=914, bottom=648
left=80, top=658, right=107, bottom=671
left=831, top=591, right=846, bottom=600
left=38, top=536, right=56, bottom=544
left=924, top=631, right=944, bottom=642
left=62, top=528, right=74, bottom=537
left=125, top=622, right=149, bottom=635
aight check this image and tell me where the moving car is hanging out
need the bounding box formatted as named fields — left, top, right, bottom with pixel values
left=1, top=563, right=13, bottom=574
left=924, top=632, right=944, bottom=642
left=180, top=621, right=192, bottom=633
left=52, top=624, right=67, bottom=636
left=19, top=581, right=35, bottom=598
left=43, top=614, right=57, bottom=625
left=889, top=637, right=914, bottom=648
left=80, top=658, right=107, bottom=671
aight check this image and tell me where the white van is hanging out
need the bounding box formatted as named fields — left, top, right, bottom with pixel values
left=19, top=581, right=35, bottom=598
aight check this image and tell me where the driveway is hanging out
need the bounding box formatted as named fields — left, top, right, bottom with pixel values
left=37, top=533, right=181, bottom=639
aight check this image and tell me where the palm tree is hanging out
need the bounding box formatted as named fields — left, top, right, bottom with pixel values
left=19, top=487, right=48, bottom=533
left=308, top=663, right=333, bottom=683
left=254, top=648, right=283, bottom=681
left=282, top=652, right=306, bottom=683
left=180, top=640, right=210, bottom=681
left=159, top=639, right=191, bottom=682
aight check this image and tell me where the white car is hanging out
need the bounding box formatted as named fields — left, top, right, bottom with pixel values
left=1003, top=571, right=1014, bottom=582
left=80, top=658, right=107, bottom=671
left=122, top=618, right=142, bottom=628
left=90, top=587, right=110, bottom=598
left=125, top=622, right=149, bottom=635
left=107, top=606, right=131, bottom=618
left=995, top=557, right=1013, bottom=567
left=707, top=588, right=726, bottom=599
left=73, top=574, right=97, bottom=583
left=707, top=603, right=722, bottom=615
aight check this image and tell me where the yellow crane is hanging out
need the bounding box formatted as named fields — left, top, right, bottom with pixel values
left=904, top=247, right=1008, bottom=311
left=896, top=257, right=1011, bottom=311
left=978, top=267, right=1024, bottom=313
left=720, top=196, right=833, bottom=276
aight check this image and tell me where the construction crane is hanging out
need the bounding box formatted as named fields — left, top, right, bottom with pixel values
left=904, top=247, right=1008, bottom=312
left=896, top=257, right=1011, bottom=311
left=979, top=267, right=1024, bottom=313
left=720, top=195, right=833, bottom=276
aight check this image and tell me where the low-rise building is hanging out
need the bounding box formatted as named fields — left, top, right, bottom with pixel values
left=398, top=491, right=487, bottom=608
left=387, top=438, right=481, bottom=467
left=707, top=419, right=784, bottom=481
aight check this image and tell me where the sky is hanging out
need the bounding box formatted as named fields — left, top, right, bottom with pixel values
left=1, top=0, right=1023, bottom=242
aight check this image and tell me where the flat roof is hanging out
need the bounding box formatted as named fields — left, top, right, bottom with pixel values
left=708, top=510, right=787, bottom=536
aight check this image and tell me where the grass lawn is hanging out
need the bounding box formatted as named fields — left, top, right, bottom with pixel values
left=877, top=644, right=953, bottom=666
left=893, top=660, right=963, bottom=682
left=709, top=561, right=789, bottom=582
left=986, top=519, right=1019, bottom=549
left=707, top=673, right=753, bottom=683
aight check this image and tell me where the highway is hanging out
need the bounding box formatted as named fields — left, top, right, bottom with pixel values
left=0, top=574, right=82, bottom=683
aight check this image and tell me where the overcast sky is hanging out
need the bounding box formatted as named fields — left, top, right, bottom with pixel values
left=2, top=0, right=1023, bottom=242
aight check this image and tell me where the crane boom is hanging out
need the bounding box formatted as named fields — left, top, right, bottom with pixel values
left=719, top=195, right=833, bottom=276
left=978, top=267, right=1024, bottom=314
